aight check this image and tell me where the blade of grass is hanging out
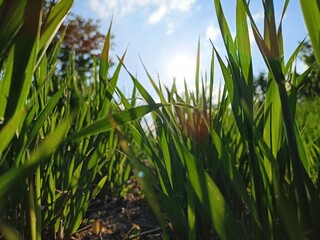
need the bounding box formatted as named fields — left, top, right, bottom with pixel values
left=172, top=134, right=242, bottom=239
left=299, top=0, right=320, bottom=64
left=67, top=104, right=163, bottom=141
left=4, top=0, right=41, bottom=120
left=99, top=50, right=127, bottom=117
left=37, top=0, right=74, bottom=66
left=0, top=115, right=72, bottom=210
left=0, top=0, right=27, bottom=60
left=0, top=107, right=27, bottom=154
left=195, top=38, right=200, bottom=104
left=99, top=19, right=112, bottom=83
left=246, top=0, right=312, bottom=230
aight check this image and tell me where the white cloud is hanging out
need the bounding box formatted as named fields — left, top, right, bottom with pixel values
left=89, top=0, right=197, bottom=32
left=171, top=0, right=196, bottom=12
left=206, top=25, right=220, bottom=41
left=148, top=4, right=167, bottom=24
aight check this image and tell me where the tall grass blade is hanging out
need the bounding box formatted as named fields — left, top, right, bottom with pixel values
left=0, top=0, right=27, bottom=61
left=244, top=0, right=314, bottom=233
left=27, top=83, right=67, bottom=144
left=0, top=116, right=71, bottom=210
left=0, top=49, right=14, bottom=118
left=4, top=0, right=41, bottom=120
left=0, top=107, right=27, bottom=154
left=99, top=19, right=112, bottom=82
left=299, top=0, right=320, bottom=64
left=195, top=39, right=200, bottom=103
left=38, top=0, right=74, bottom=65
left=67, top=104, right=162, bottom=141
left=172, top=134, right=242, bottom=239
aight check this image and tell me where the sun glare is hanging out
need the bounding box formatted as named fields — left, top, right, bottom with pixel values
left=168, top=55, right=195, bottom=82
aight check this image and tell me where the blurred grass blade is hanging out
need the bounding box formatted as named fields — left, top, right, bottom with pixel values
left=187, top=183, right=196, bottom=240
left=92, top=175, right=108, bottom=198
left=299, top=0, right=320, bottom=64
left=0, top=221, right=20, bottom=240
left=0, top=107, right=27, bottom=154
left=0, top=0, right=27, bottom=61
left=38, top=0, right=74, bottom=64
left=0, top=50, right=14, bottom=118
left=4, top=0, right=41, bottom=120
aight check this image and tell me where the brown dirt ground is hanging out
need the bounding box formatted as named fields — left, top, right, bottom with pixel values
left=67, top=180, right=174, bottom=240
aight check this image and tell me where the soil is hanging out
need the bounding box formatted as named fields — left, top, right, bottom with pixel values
left=67, top=180, right=174, bottom=240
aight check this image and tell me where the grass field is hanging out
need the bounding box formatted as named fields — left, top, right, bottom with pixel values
left=0, top=0, right=319, bottom=239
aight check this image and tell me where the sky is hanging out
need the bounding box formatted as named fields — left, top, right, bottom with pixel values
left=71, top=0, right=308, bottom=99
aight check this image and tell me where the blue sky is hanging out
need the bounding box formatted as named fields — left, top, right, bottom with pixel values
left=72, top=0, right=308, bottom=98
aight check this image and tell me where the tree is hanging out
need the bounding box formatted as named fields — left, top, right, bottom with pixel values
left=54, top=14, right=108, bottom=82
left=253, top=39, right=319, bottom=101
left=253, top=72, right=267, bottom=102
left=298, top=40, right=320, bottom=99
left=44, top=1, right=113, bottom=83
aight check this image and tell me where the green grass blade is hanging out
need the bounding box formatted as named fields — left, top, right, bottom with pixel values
left=99, top=50, right=127, bottom=117
left=187, top=182, right=196, bottom=240
left=4, top=0, right=41, bottom=120
left=212, top=45, right=245, bottom=138
left=172, top=134, right=242, bottom=239
left=140, top=58, right=167, bottom=104
left=299, top=0, right=320, bottom=64
left=195, top=38, right=200, bottom=103
left=0, top=222, right=20, bottom=240
left=0, top=0, right=27, bottom=60
left=122, top=61, right=157, bottom=105
left=284, top=39, right=305, bottom=73
left=209, top=50, right=214, bottom=116
left=214, top=0, right=238, bottom=67
left=160, top=129, right=173, bottom=188
left=27, top=83, right=67, bottom=144
left=92, top=175, right=108, bottom=198
left=236, top=0, right=253, bottom=115
left=0, top=107, right=27, bottom=154
left=0, top=116, right=71, bottom=210
left=38, top=0, right=74, bottom=63
left=99, top=20, right=112, bottom=82
left=296, top=63, right=316, bottom=89
left=0, top=49, right=14, bottom=118
left=277, top=0, right=290, bottom=57
left=67, top=104, right=163, bottom=141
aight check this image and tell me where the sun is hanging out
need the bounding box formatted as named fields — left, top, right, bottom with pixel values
left=168, top=54, right=195, bottom=82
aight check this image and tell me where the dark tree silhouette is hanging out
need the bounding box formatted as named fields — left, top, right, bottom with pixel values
left=253, top=72, right=267, bottom=102
left=253, top=39, right=319, bottom=101
left=298, top=40, right=320, bottom=99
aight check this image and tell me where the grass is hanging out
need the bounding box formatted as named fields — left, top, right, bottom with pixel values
left=0, top=0, right=319, bottom=239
